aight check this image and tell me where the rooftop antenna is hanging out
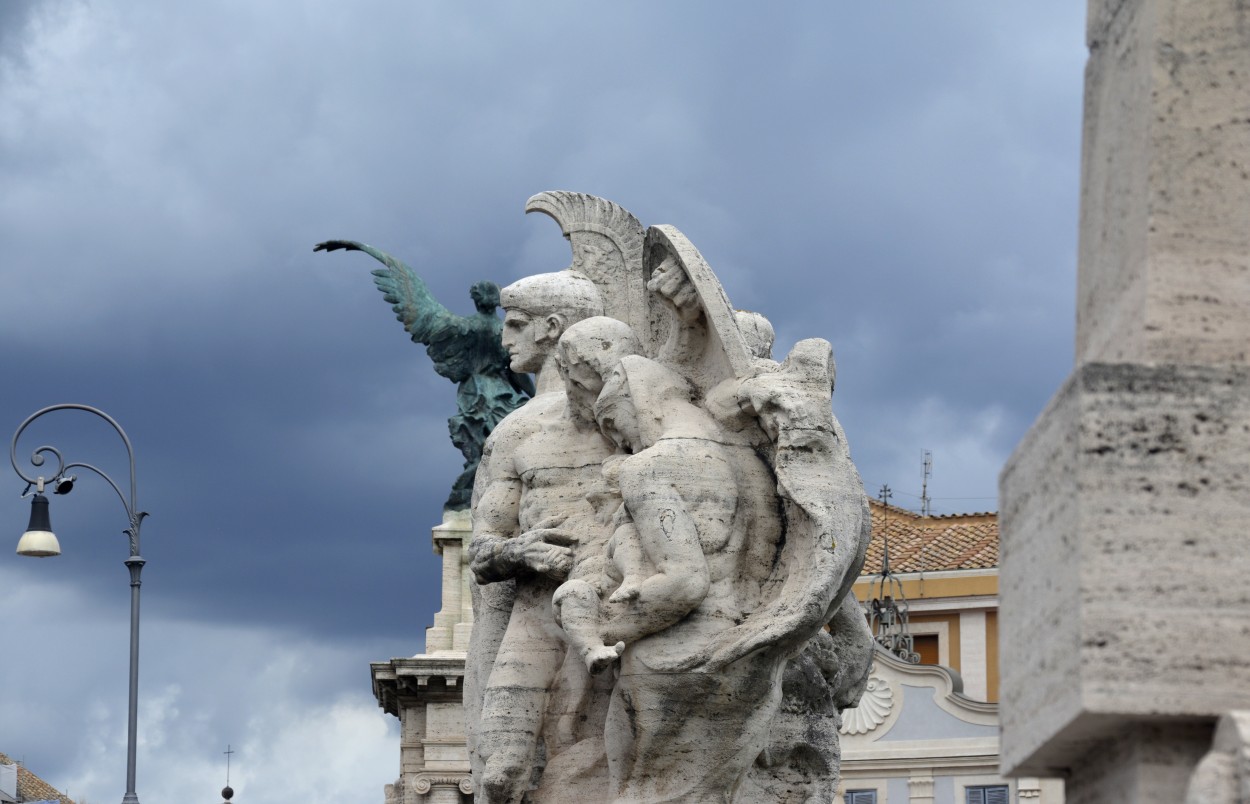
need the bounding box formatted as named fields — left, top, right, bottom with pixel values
left=867, top=485, right=920, bottom=663
left=221, top=745, right=235, bottom=803
left=920, top=449, right=933, bottom=517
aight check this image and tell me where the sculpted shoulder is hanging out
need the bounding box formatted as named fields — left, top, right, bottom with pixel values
left=481, top=392, right=565, bottom=453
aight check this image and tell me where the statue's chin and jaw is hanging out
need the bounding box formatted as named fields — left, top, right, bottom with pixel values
left=501, top=312, right=542, bottom=373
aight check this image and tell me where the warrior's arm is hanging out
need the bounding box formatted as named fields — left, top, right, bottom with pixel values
left=648, top=255, right=710, bottom=369
left=468, top=476, right=524, bottom=583
left=469, top=481, right=574, bottom=583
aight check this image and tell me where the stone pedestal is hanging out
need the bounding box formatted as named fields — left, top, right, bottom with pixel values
left=999, top=0, right=1250, bottom=801
left=373, top=511, right=475, bottom=803
left=999, top=364, right=1250, bottom=790
left=423, top=509, right=473, bottom=654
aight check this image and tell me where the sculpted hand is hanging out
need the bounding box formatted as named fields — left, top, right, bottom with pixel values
left=517, top=515, right=578, bottom=579
left=647, top=256, right=702, bottom=323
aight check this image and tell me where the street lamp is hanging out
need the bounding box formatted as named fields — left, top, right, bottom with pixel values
left=10, top=404, right=147, bottom=804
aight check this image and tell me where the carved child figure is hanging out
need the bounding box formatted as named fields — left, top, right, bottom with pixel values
left=554, top=451, right=681, bottom=675
left=552, top=326, right=733, bottom=678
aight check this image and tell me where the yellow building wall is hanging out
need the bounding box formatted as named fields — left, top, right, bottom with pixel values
left=853, top=572, right=1000, bottom=700
left=852, top=573, right=998, bottom=602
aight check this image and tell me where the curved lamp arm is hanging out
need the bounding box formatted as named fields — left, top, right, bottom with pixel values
left=10, top=404, right=145, bottom=554
left=9, top=402, right=149, bottom=803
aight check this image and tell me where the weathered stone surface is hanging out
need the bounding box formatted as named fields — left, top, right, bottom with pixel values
left=425, top=509, right=474, bottom=654
left=1000, top=363, right=1250, bottom=777
left=465, top=192, right=871, bottom=803
left=1075, top=0, right=1250, bottom=366
left=371, top=655, right=472, bottom=804
left=1062, top=723, right=1212, bottom=804
left=1000, top=0, right=1250, bottom=800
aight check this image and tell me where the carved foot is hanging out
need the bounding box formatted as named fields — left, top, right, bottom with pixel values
left=481, top=753, right=527, bottom=804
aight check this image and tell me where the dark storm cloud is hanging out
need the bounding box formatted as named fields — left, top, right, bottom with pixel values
left=0, top=1, right=1088, bottom=796
left=0, top=0, right=47, bottom=62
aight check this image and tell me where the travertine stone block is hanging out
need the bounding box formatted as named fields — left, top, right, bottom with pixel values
left=1076, top=0, right=1250, bottom=366
left=1002, top=0, right=1250, bottom=799
left=1000, top=362, right=1250, bottom=776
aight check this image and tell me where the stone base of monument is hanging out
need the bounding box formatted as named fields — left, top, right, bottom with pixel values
left=1000, top=363, right=1250, bottom=803
left=372, top=511, right=475, bottom=804
left=424, top=509, right=474, bottom=654
left=372, top=656, right=471, bottom=804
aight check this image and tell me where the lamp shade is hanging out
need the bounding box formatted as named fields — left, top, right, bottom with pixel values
left=17, top=494, right=60, bottom=557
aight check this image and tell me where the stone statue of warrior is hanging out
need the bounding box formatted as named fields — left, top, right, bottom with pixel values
left=315, top=240, right=534, bottom=510
left=466, top=192, right=874, bottom=804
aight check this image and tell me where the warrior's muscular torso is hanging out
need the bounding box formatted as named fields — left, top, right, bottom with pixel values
left=467, top=391, right=617, bottom=804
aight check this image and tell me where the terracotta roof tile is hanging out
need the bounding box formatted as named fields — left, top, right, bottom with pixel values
left=0, top=752, right=76, bottom=804
left=860, top=499, right=998, bottom=575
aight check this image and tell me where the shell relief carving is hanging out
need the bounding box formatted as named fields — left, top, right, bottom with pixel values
left=839, top=675, right=894, bottom=735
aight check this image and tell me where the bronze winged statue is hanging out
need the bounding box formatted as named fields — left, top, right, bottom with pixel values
left=315, top=240, right=534, bottom=510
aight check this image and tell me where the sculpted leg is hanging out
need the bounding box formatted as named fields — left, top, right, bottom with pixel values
left=602, top=506, right=711, bottom=647
left=466, top=579, right=517, bottom=785
left=609, top=652, right=785, bottom=804
left=478, top=583, right=566, bottom=804
left=606, top=523, right=646, bottom=604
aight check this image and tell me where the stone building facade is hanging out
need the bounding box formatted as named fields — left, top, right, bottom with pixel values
left=372, top=511, right=473, bottom=804
left=837, top=501, right=1064, bottom=803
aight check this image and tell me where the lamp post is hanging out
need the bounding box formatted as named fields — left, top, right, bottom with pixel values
left=10, top=404, right=146, bottom=804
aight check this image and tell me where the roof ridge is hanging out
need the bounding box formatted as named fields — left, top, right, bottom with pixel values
left=862, top=507, right=1000, bottom=574
left=0, top=751, right=77, bottom=804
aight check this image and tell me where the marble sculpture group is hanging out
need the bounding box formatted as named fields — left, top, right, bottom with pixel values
left=463, top=191, right=875, bottom=803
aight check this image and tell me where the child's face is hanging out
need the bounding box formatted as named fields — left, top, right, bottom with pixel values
left=558, top=355, right=605, bottom=425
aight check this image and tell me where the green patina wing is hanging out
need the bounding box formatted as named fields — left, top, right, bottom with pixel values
left=315, top=239, right=532, bottom=510
left=314, top=240, right=466, bottom=345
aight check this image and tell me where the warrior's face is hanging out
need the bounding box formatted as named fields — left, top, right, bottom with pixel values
left=502, top=309, right=559, bottom=373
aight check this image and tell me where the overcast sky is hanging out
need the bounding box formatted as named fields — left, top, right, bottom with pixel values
left=0, top=1, right=1086, bottom=800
